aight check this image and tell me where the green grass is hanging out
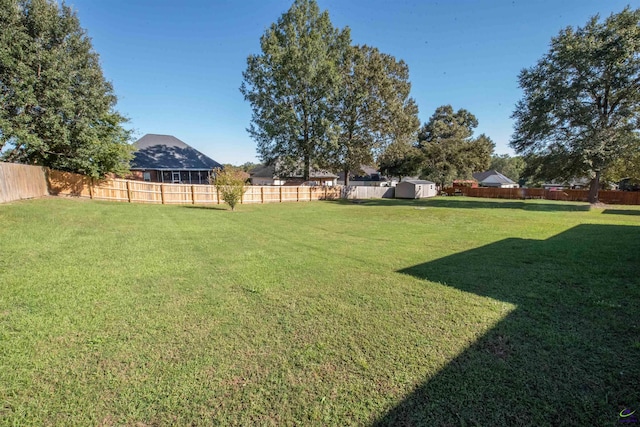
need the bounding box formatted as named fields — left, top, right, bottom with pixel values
left=0, top=197, right=639, bottom=426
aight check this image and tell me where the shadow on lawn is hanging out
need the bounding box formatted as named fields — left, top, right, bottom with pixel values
left=603, top=209, right=640, bottom=216
left=181, top=205, right=230, bottom=211
left=331, top=197, right=592, bottom=212
left=373, top=224, right=640, bottom=426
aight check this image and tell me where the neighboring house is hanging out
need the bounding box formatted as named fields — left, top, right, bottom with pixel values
left=337, top=165, right=396, bottom=187
left=129, top=134, right=222, bottom=184
left=249, top=164, right=338, bottom=186
left=472, top=170, right=518, bottom=188
left=619, top=178, right=640, bottom=191
left=395, top=180, right=437, bottom=199
left=541, top=178, right=591, bottom=190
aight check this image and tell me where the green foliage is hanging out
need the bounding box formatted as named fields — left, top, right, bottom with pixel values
left=489, top=154, right=526, bottom=183
left=213, top=167, right=247, bottom=210
left=418, top=105, right=494, bottom=187
left=511, top=7, right=640, bottom=202
left=0, top=0, right=132, bottom=178
left=240, top=0, right=350, bottom=181
left=602, top=137, right=640, bottom=184
left=236, top=161, right=261, bottom=173
left=330, top=45, right=420, bottom=184
left=377, top=139, right=423, bottom=181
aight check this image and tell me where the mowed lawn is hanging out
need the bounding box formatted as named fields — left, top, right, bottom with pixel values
left=1, top=197, right=639, bottom=426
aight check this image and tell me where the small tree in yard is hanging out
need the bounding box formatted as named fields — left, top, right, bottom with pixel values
left=212, top=168, right=247, bottom=211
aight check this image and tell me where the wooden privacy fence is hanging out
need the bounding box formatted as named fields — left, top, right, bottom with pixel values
left=5, top=163, right=640, bottom=206
left=443, top=186, right=640, bottom=205
left=46, top=169, right=342, bottom=205
left=0, top=162, right=49, bottom=203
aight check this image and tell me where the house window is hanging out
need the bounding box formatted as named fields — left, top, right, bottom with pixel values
left=172, top=171, right=180, bottom=183
left=143, top=172, right=151, bottom=182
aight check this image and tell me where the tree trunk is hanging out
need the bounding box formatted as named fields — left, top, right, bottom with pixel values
left=344, top=166, right=350, bottom=186
left=588, top=170, right=601, bottom=204
left=303, top=155, right=310, bottom=181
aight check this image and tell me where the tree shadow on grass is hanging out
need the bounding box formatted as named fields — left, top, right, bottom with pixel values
left=373, top=224, right=640, bottom=426
left=181, top=205, right=229, bottom=211
left=327, top=197, right=592, bottom=212
left=602, top=209, right=640, bottom=216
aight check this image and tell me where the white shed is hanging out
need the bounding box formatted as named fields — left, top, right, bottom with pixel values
left=395, top=180, right=437, bottom=199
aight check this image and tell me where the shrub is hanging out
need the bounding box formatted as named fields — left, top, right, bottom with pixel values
left=212, top=168, right=248, bottom=210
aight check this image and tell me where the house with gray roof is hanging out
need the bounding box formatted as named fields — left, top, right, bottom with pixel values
left=472, top=170, right=518, bottom=188
left=129, top=134, right=222, bottom=184
left=249, top=164, right=338, bottom=186
left=337, top=165, right=396, bottom=187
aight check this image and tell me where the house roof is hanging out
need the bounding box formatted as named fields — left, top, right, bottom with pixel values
left=338, top=165, right=387, bottom=181
left=130, top=134, right=222, bottom=170
left=249, top=164, right=338, bottom=179
left=472, top=170, right=515, bottom=185
left=401, top=179, right=435, bottom=185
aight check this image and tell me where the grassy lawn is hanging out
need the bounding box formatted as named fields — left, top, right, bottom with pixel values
left=1, top=196, right=639, bottom=426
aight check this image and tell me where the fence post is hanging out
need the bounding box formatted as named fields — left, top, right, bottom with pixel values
left=126, top=180, right=132, bottom=203
left=88, top=178, right=94, bottom=199
left=216, top=187, right=220, bottom=204
left=296, top=186, right=299, bottom=202
left=309, top=186, right=312, bottom=201
left=261, top=186, right=264, bottom=204
left=191, top=185, right=196, bottom=204
left=160, top=184, right=165, bottom=204
left=279, top=186, right=282, bottom=203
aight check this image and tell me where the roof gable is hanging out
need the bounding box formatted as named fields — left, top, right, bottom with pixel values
left=472, top=170, right=515, bottom=185
left=249, top=164, right=338, bottom=179
left=402, top=179, right=435, bottom=185
left=130, top=134, right=222, bottom=170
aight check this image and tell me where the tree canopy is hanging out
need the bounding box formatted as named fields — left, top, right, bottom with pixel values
left=489, top=154, right=526, bottom=184
left=240, top=0, right=350, bottom=181
left=329, top=45, right=420, bottom=185
left=0, top=0, right=132, bottom=178
left=241, top=0, right=420, bottom=183
left=418, top=105, right=494, bottom=188
left=511, top=7, right=640, bottom=202
left=377, top=138, right=423, bottom=183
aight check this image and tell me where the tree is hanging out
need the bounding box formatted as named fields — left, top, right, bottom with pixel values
left=604, top=141, right=640, bottom=184
left=418, top=105, right=494, bottom=188
left=240, top=0, right=350, bottom=181
left=221, top=163, right=253, bottom=182
left=212, top=168, right=247, bottom=211
left=0, top=0, right=132, bottom=178
left=489, top=154, right=526, bottom=183
left=377, top=139, right=423, bottom=183
left=511, top=7, right=640, bottom=203
left=329, top=45, right=420, bottom=185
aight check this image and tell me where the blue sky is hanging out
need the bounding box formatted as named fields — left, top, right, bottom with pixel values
left=67, top=0, right=637, bottom=165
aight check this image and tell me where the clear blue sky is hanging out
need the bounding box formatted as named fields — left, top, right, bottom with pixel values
left=67, top=0, right=637, bottom=165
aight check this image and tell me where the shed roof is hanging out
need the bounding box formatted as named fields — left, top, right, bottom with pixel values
left=472, top=170, right=515, bottom=185
left=130, top=134, right=222, bottom=170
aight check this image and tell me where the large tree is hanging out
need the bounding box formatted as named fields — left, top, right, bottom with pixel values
left=489, top=154, right=526, bottom=183
left=511, top=7, right=640, bottom=203
left=330, top=45, right=419, bottom=185
left=377, top=138, right=423, bottom=183
left=240, top=0, right=350, bottom=181
left=0, top=0, right=132, bottom=178
left=418, top=105, right=494, bottom=188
